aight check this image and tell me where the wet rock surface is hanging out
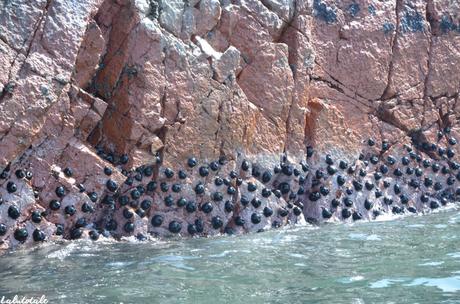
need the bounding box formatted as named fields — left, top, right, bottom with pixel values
left=0, top=0, right=460, bottom=250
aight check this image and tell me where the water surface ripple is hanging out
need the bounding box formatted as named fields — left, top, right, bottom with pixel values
left=1, top=209, right=459, bottom=303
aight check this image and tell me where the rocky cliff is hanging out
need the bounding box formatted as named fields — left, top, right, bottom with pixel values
left=0, top=0, right=459, bottom=249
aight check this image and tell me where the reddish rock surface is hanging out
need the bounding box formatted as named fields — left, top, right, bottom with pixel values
left=1, top=0, right=460, bottom=250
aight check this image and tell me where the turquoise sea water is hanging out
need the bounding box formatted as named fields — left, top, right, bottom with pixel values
left=0, top=207, right=459, bottom=304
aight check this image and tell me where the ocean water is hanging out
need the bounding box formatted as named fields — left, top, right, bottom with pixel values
left=0, top=207, right=459, bottom=304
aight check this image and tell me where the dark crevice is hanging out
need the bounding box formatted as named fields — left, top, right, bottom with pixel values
left=408, top=128, right=438, bottom=159
left=310, top=75, right=372, bottom=111
left=313, top=60, right=374, bottom=105
left=213, top=92, right=225, bottom=156
left=89, top=3, right=144, bottom=99
left=277, top=2, right=299, bottom=155
left=380, top=0, right=403, bottom=100
left=375, top=102, right=409, bottom=133
left=155, top=126, right=167, bottom=170
left=421, top=0, right=435, bottom=128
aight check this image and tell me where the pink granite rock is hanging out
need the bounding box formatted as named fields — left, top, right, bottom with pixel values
left=1, top=0, right=460, bottom=250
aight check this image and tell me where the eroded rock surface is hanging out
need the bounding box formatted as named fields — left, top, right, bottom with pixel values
left=1, top=0, right=460, bottom=250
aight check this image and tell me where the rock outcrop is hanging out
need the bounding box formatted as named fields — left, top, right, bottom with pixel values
left=1, top=0, right=460, bottom=249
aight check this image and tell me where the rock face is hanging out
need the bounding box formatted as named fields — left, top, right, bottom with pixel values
left=0, top=0, right=460, bottom=249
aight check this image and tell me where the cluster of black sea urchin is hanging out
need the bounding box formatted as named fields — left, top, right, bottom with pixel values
left=312, top=127, right=460, bottom=221
left=0, top=126, right=459, bottom=246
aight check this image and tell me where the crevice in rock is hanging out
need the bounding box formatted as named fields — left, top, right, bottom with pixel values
left=146, top=0, right=159, bottom=20
left=84, top=3, right=146, bottom=155
left=282, top=101, right=295, bottom=155
left=211, top=88, right=226, bottom=158
left=375, top=101, right=410, bottom=134
left=0, top=0, right=52, bottom=105
left=373, top=97, right=442, bottom=162
left=431, top=92, right=459, bottom=102
left=259, top=0, right=276, bottom=17
left=303, top=99, right=323, bottom=145
left=277, top=3, right=298, bottom=156
left=260, top=0, right=304, bottom=40
left=88, top=0, right=144, bottom=100
left=154, top=125, right=167, bottom=176
left=17, top=0, right=52, bottom=72
left=92, top=21, right=142, bottom=99
left=408, top=128, right=438, bottom=159
left=421, top=0, right=435, bottom=129
left=310, top=75, right=372, bottom=111
left=235, top=50, right=257, bottom=82
left=313, top=60, right=373, bottom=106
left=380, top=0, right=402, bottom=100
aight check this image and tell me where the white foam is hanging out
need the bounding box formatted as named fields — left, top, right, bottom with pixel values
left=46, top=242, right=79, bottom=260
left=418, top=261, right=444, bottom=266
left=337, top=276, right=365, bottom=284
left=405, top=276, right=460, bottom=293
